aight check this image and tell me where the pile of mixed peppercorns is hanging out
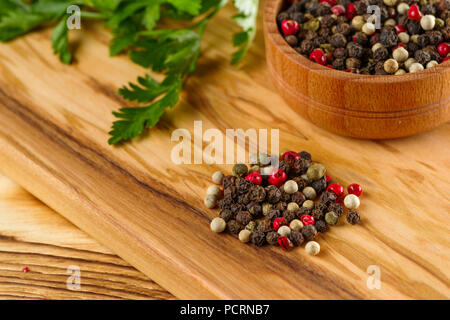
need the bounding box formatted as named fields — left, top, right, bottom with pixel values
left=277, top=0, right=450, bottom=74
left=205, top=151, right=363, bottom=255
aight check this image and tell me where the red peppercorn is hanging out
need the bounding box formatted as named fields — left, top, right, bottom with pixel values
left=301, top=214, right=315, bottom=226
left=408, top=4, right=423, bottom=21
left=394, top=25, right=406, bottom=34
left=245, top=171, right=262, bottom=185
left=309, top=49, right=327, bottom=65
left=346, top=3, right=356, bottom=20
left=388, top=7, right=396, bottom=18
left=277, top=236, right=292, bottom=250
left=320, top=0, right=336, bottom=6
left=326, top=64, right=335, bottom=69
left=281, top=20, right=300, bottom=36
left=345, top=68, right=352, bottom=72
left=281, top=151, right=300, bottom=167
left=268, top=169, right=287, bottom=187
left=22, top=267, right=29, bottom=273
left=273, top=217, right=288, bottom=231
left=326, top=183, right=345, bottom=202
left=325, top=175, right=331, bottom=183
left=442, top=57, right=450, bottom=63
left=437, top=43, right=450, bottom=58
left=347, top=183, right=363, bottom=197
left=331, top=4, right=345, bottom=16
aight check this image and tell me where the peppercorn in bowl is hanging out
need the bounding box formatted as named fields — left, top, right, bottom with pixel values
left=263, top=0, right=450, bottom=139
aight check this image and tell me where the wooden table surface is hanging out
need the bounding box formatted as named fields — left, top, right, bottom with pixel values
left=0, top=3, right=449, bottom=299
left=0, top=174, right=174, bottom=300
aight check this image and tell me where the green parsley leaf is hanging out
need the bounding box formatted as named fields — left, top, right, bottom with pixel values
left=108, top=75, right=182, bottom=144
left=231, top=0, right=258, bottom=65
left=51, top=16, right=72, bottom=64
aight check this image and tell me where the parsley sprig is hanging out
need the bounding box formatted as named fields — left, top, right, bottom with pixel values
left=0, top=0, right=259, bottom=144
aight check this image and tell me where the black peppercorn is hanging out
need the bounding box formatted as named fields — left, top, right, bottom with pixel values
left=373, top=46, right=389, bottom=61
left=299, top=39, right=314, bottom=55
left=236, top=211, right=252, bottom=226
left=298, top=151, right=311, bottom=161
left=321, top=15, right=336, bottom=28
left=407, top=20, right=421, bottom=35
left=236, top=178, right=252, bottom=194
left=370, top=33, right=381, bottom=47
left=273, top=201, right=287, bottom=212
left=224, top=185, right=237, bottom=199
left=442, top=26, right=450, bottom=41
left=380, top=28, right=398, bottom=47
left=219, top=197, right=233, bottom=210
left=320, top=191, right=337, bottom=204
left=265, top=185, right=282, bottom=204
left=417, top=34, right=430, bottom=48
left=312, top=207, right=325, bottom=221
left=428, top=31, right=443, bottom=46
left=355, top=1, right=367, bottom=15
left=347, top=209, right=361, bottom=225
left=292, top=158, right=311, bottom=175
left=279, top=160, right=291, bottom=175
left=289, top=230, right=305, bottom=246
left=415, top=50, right=431, bottom=65
left=347, top=42, right=364, bottom=58
left=407, top=42, right=420, bottom=56
left=255, top=220, right=271, bottom=233
left=277, top=11, right=289, bottom=24
left=248, top=185, right=266, bottom=202
left=374, top=61, right=389, bottom=75
left=227, top=220, right=242, bottom=234
left=219, top=209, right=233, bottom=222
left=266, top=209, right=281, bottom=222
left=327, top=202, right=343, bottom=217
left=346, top=57, right=361, bottom=69
left=283, top=210, right=297, bottom=222
left=332, top=57, right=346, bottom=70
left=353, top=32, right=369, bottom=45
left=251, top=231, right=266, bottom=246
left=315, top=220, right=327, bottom=233
left=222, top=175, right=236, bottom=189
left=333, top=47, right=347, bottom=59
left=292, top=11, right=307, bottom=24
left=290, top=191, right=306, bottom=205
left=302, top=224, right=317, bottom=241
left=285, top=35, right=298, bottom=47
left=311, top=176, right=327, bottom=194
left=266, top=231, right=279, bottom=245
left=335, top=23, right=351, bottom=36
left=330, top=33, right=347, bottom=48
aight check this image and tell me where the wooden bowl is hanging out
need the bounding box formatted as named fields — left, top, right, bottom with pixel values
left=263, top=0, right=450, bottom=139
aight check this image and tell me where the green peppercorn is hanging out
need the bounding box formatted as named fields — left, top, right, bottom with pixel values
left=302, top=186, right=317, bottom=200
left=245, top=220, right=257, bottom=232
left=306, top=163, right=326, bottom=180
left=262, top=203, right=273, bottom=215
left=325, top=211, right=339, bottom=225
left=232, top=163, right=248, bottom=177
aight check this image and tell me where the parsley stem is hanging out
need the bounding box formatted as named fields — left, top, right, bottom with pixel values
left=80, top=11, right=106, bottom=20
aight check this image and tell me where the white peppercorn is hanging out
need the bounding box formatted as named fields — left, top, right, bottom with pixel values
left=206, top=185, right=221, bottom=197
left=290, top=219, right=303, bottom=231
left=211, top=171, right=224, bottom=184
left=278, top=225, right=291, bottom=237
left=393, top=47, right=409, bottom=62
left=384, top=19, right=397, bottom=27
left=302, top=199, right=315, bottom=210
left=383, top=0, right=397, bottom=6
left=397, top=2, right=409, bottom=15
left=305, top=241, right=320, bottom=255
left=210, top=217, right=226, bottom=233
left=398, top=32, right=410, bottom=44
left=420, top=15, right=435, bottom=31
left=362, top=22, right=376, bottom=35
left=284, top=180, right=298, bottom=194
left=395, top=69, right=406, bottom=75
left=384, top=59, right=399, bottom=73
left=404, top=57, right=417, bottom=71
left=352, top=16, right=365, bottom=31
left=287, top=202, right=300, bottom=212
left=409, top=62, right=424, bottom=73
left=302, top=186, right=317, bottom=200
left=344, top=194, right=360, bottom=209
left=204, top=195, right=217, bottom=209
left=372, top=43, right=383, bottom=52
left=239, top=229, right=252, bottom=242
left=426, top=60, right=439, bottom=68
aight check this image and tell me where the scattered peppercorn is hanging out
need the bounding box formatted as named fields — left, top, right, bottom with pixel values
left=347, top=209, right=361, bottom=225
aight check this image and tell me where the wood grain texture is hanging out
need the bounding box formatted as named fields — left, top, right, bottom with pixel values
left=0, top=174, right=175, bottom=300
left=0, top=3, right=449, bottom=299
left=264, top=0, right=450, bottom=139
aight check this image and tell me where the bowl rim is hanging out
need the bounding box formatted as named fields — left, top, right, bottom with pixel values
left=263, top=0, right=450, bottom=83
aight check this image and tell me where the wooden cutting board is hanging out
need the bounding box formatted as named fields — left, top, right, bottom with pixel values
left=0, top=5, right=449, bottom=299
left=0, top=174, right=174, bottom=300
